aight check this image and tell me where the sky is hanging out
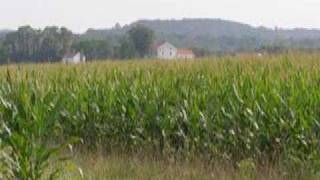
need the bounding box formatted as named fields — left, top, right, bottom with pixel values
left=0, top=0, right=319, bottom=33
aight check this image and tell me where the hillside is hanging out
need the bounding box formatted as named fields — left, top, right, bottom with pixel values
left=82, top=18, right=320, bottom=52
left=2, top=19, right=320, bottom=53
left=0, top=29, right=11, bottom=36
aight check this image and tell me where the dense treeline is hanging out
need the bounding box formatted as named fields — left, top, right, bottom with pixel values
left=72, top=24, right=154, bottom=60
left=0, top=26, right=73, bottom=63
left=0, top=25, right=155, bottom=63
left=72, top=40, right=114, bottom=60
left=2, top=18, right=320, bottom=63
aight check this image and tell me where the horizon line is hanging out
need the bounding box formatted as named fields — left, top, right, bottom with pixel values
left=2, top=17, right=320, bottom=34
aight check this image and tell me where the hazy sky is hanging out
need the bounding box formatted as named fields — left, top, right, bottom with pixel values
left=0, top=0, right=319, bottom=33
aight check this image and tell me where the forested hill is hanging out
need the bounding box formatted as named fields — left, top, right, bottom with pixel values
left=82, top=18, right=320, bottom=52
left=0, top=30, right=11, bottom=39
left=1, top=19, right=320, bottom=63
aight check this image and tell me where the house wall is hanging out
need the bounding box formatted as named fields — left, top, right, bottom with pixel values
left=72, top=53, right=81, bottom=63
left=63, top=53, right=84, bottom=64
left=80, top=54, right=86, bottom=62
left=176, top=53, right=195, bottom=59
left=157, top=42, right=177, bottom=60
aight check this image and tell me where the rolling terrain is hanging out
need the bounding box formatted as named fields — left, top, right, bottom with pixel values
left=82, top=18, right=320, bottom=52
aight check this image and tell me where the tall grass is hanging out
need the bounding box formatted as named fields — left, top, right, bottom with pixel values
left=1, top=53, right=320, bottom=178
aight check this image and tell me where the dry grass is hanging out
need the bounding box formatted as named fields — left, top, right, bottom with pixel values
left=53, top=150, right=318, bottom=180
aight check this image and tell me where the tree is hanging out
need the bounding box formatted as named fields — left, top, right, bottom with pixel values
left=1, top=26, right=40, bottom=62
left=0, top=45, right=8, bottom=63
left=115, top=36, right=137, bottom=59
left=60, top=27, right=73, bottom=53
left=128, top=25, right=154, bottom=58
left=0, top=26, right=74, bottom=63
left=39, top=26, right=74, bottom=61
left=192, top=47, right=211, bottom=57
left=72, top=40, right=113, bottom=60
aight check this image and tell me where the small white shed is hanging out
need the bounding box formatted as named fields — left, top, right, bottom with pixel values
left=62, top=52, right=86, bottom=64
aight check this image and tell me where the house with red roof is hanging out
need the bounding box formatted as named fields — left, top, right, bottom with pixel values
left=155, top=42, right=195, bottom=60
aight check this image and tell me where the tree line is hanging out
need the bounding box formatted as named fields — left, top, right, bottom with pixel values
left=1, top=19, right=306, bottom=64
left=0, top=26, right=73, bottom=63
left=0, top=25, right=155, bottom=63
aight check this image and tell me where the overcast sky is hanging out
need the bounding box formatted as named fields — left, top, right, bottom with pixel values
left=0, top=0, right=319, bottom=33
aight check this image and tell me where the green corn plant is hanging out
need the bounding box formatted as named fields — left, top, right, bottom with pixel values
left=0, top=70, right=80, bottom=180
left=0, top=54, right=320, bottom=174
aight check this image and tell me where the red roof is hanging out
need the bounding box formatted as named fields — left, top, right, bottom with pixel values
left=150, top=41, right=166, bottom=50
left=177, top=49, right=194, bottom=56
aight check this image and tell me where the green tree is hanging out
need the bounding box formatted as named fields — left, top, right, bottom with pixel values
left=128, top=25, right=154, bottom=58
left=116, top=36, right=136, bottom=59
left=1, top=26, right=74, bottom=63
left=191, top=47, right=211, bottom=57
left=39, top=26, right=74, bottom=61
left=2, top=26, right=40, bottom=62
left=72, top=40, right=113, bottom=60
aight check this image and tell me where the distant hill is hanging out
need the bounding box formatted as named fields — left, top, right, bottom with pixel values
left=0, top=30, right=11, bottom=37
left=0, top=30, right=11, bottom=42
left=81, top=18, right=320, bottom=52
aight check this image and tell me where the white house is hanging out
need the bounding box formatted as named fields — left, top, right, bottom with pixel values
left=157, top=42, right=178, bottom=59
left=62, top=52, right=86, bottom=64
left=156, top=42, right=195, bottom=60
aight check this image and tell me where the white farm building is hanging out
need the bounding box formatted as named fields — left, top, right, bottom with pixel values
left=156, top=42, right=195, bottom=60
left=62, top=52, right=86, bottom=64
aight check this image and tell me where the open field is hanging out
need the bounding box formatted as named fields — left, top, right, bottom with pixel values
left=1, top=53, right=320, bottom=179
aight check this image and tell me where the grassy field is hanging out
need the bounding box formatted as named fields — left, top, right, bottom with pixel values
left=54, top=150, right=315, bottom=180
left=1, top=53, right=320, bottom=179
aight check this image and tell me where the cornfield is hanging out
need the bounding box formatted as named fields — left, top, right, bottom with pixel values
left=1, top=53, right=320, bottom=178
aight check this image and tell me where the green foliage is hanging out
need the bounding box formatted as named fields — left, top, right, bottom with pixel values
left=237, top=159, right=256, bottom=179
left=115, top=36, right=137, bottom=59
left=0, top=26, right=73, bottom=63
left=83, top=19, right=320, bottom=53
left=191, top=47, right=212, bottom=57
left=128, top=25, right=154, bottom=57
left=0, top=25, right=155, bottom=62
left=72, top=40, right=113, bottom=60
left=4, top=19, right=320, bottom=63
left=1, top=54, right=320, bottom=177
left=0, top=71, right=79, bottom=179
